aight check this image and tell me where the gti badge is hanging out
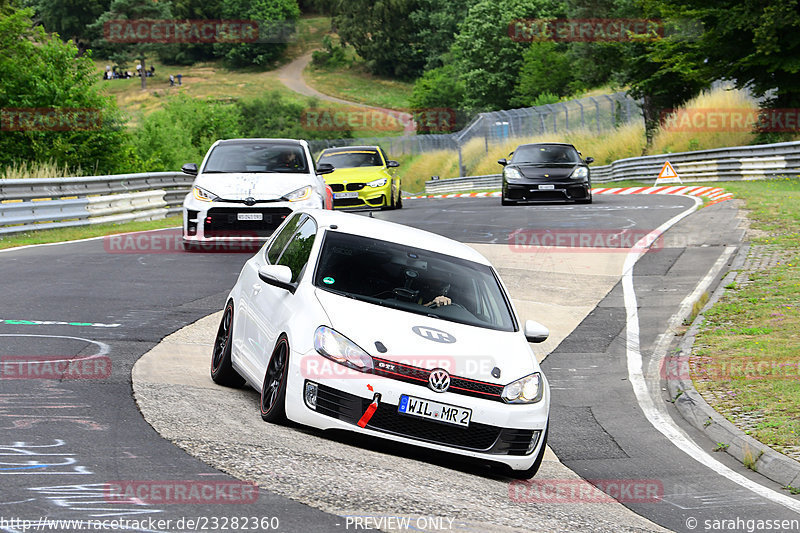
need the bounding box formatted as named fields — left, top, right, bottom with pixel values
left=412, top=326, right=456, bottom=344
left=428, top=368, right=451, bottom=393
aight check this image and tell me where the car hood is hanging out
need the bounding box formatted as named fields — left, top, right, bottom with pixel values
left=314, top=288, right=538, bottom=384
left=194, top=172, right=314, bottom=201
left=512, top=164, right=579, bottom=180
left=325, top=167, right=387, bottom=184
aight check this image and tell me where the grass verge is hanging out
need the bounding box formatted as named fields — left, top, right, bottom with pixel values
left=691, top=177, right=800, bottom=454
left=305, top=64, right=413, bottom=111
left=0, top=216, right=182, bottom=250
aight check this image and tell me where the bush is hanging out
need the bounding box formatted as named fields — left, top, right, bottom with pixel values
left=311, top=35, right=349, bottom=68
left=236, top=93, right=353, bottom=140
left=213, top=0, right=300, bottom=67
left=129, top=94, right=243, bottom=171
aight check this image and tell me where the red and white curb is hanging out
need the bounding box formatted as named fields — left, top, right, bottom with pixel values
left=403, top=186, right=733, bottom=203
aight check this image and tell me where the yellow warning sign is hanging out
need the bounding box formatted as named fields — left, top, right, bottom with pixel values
left=655, top=161, right=681, bottom=185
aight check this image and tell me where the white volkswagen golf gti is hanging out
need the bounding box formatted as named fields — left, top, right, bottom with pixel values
left=181, top=138, right=333, bottom=250
left=211, top=209, right=551, bottom=477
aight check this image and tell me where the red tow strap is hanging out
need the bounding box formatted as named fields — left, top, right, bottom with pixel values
left=357, top=393, right=381, bottom=427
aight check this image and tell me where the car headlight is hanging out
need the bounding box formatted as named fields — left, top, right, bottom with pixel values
left=569, top=166, right=589, bottom=180
left=502, top=372, right=543, bottom=403
left=284, top=185, right=312, bottom=202
left=504, top=168, right=523, bottom=182
left=193, top=186, right=218, bottom=202
left=314, top=326, right=374, bottom=372
left=366, top=178, right=387, bottom=188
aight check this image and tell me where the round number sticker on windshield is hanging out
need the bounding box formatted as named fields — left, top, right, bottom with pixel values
left=323, top=276, right=335, bottom=285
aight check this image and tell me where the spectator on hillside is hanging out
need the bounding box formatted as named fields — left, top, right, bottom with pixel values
left=169, top=74, right=174, bottom=86
left=177, top=73, right=182, bottom=85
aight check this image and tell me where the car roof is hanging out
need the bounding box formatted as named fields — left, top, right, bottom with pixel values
left=214, top=138, right=309, bottom=147
left=320, top=145, right=380, bottom=153
left=516, top=142, right=577, bottom=149
left=302, top=209, right=491, bottom=266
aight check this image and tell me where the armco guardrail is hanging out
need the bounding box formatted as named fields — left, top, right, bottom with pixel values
left=424, top=140, right=800, bottom=194
left=0, top=172, right=191, bottom=236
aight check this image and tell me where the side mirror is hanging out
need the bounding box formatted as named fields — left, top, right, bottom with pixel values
left=584, top=157, right=594, bottom=164
left=258, top=265, right=296, bottom=293
left=316, top=163, right=335, bottom=175
left=497, top=158, right=508, bottom=166
left=386, top=160, right=400, bottom=168
left=524, top=320, right=549, bottom=343
left=182, top=163, right=198, bottom=175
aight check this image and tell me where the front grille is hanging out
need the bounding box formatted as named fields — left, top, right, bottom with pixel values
left=345, top=183, right=366, bottom=191
left=204, top=207, right=292, bottom=237
left=311, top=383, right=535, bottom=455
left=333, top=198, right=366, bottom=207
left=371, top=357, right=504, bottom=402
left=329, top=184, right=345, bottom=192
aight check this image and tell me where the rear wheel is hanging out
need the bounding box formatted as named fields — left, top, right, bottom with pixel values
left=260, top=336, right=290, bottom=422
left=210, top=303, right=245, bottom=387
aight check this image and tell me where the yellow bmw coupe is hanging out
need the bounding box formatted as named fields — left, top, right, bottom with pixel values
left=316, top=146, right=402, bottom=209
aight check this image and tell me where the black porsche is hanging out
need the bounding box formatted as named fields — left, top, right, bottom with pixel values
left=498, top=143, right=594, bottom=205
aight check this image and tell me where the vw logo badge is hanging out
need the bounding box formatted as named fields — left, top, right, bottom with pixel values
left=244, top=197, right=256, bottom=206
left=412, top=326, right=456, bottom=344
left=428, top=368, right=451, bottom=393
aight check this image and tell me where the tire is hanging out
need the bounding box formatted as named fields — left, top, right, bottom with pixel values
left=182, top=241, right=197, bottom=252
left=501, top=196, right=516, bottom=206
left=504, top=425, right=549, bottom=479
left=210, top=302, right=245, bottom=387
left=578, top=192, right=593, bottom=204
left=260, top=336, right=290, bottom=423
left=395, top=192, right=403, bottom=209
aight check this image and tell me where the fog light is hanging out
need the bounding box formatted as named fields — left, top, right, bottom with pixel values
left=304, top=381, right=318, bottom=409
left=527, top=429, right=542, bottom=454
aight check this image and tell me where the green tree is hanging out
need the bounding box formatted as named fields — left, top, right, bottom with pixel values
left=32, top=0, right=110, bottom=54
left=236, top=93, right=353, bottom=140
left=511, top=41, right=576, bottom=107
left=87, top=0, right=174, bottom=89
left=333, top=0, right=424, bottom=79
left=0, top=7, right=129, bottom=173
left=664, top=0, right=800, bottom=109
left=213, top=0, right=300, bottom=67
left=159, top=0, right=223, bottom=65
left=451, top=0, right=566, bottom=112
left=409, top=63, right=466, bottom=131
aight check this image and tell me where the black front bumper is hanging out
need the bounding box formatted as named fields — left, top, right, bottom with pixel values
left=504, top=181, right=590, bottom=202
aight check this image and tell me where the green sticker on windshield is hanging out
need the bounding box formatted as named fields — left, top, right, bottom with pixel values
left=323, top=276, right=335, bottom=285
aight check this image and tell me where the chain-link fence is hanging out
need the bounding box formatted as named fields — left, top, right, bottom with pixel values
left=308, top=91, right=642, bottom=176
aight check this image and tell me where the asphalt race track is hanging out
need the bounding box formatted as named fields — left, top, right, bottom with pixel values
left=1, top=194, right=799, bottom=532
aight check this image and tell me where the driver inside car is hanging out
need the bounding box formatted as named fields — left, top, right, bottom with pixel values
left=421, top=279, right=452, bottom=308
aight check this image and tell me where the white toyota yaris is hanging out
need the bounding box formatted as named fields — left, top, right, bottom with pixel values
left=181, top=138, right=333, bottom=250
left=211, top=209, right=551, bottom=477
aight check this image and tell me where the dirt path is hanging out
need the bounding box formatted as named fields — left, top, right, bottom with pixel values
left=275, top=52, right=414, bottom=133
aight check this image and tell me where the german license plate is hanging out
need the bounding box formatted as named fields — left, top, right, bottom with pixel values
left=237, top=213, right=263, bottom=221
left=398, top=394, right=471, bottom=427
left=538, top=184, right=555, bottom=190
left=334, top=192, right=359, bottom=199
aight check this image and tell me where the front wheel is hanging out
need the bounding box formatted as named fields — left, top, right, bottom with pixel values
left=260, top=336, right=290, bottom=422
left=210, top=303, right=245, bottom=387
left=501, top=196, right=516, bottom=206
left=395, top=192, right=403, bottom=209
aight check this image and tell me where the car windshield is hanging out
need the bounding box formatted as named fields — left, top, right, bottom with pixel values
left=313, top=231, right=516, bottom=332
left=318, top=150, right=383, bottom=168
left=511, top=145, right=582, bottom=165
left=203, top=143, right=309, bottom=173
